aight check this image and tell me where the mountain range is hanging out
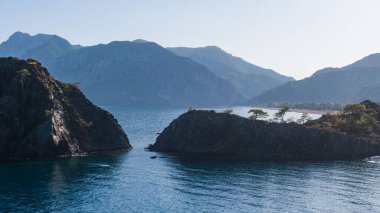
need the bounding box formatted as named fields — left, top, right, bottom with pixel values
left=0, top=32, right=80, bottom=63
left=2, top=31, right=380, bottom=106
left=168, top=46, right=293, bottom=98
left=0, top=32, right=290, bottom=107
left=249, top=54, right=380, bottom=104
left=46, top=41, right=243, bottom=106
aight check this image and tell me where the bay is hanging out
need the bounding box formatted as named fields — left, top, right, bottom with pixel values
left=1, top=107, right=379, bottom=212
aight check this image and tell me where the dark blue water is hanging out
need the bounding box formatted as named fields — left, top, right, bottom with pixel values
left=1, top=107, right=380, bottom=212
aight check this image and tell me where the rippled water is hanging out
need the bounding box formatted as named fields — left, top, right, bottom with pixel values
left=1, top=107, right=380, bottom=212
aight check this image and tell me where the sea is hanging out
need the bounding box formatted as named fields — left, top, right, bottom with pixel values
left=1, top=107, right=380, bottom=212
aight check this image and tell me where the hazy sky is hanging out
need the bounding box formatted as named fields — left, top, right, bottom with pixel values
left=1, top=0, right=380, bottom=79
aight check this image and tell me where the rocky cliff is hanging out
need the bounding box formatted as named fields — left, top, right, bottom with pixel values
left=0, top=57, right=131, bottom=160
left=149, top=107, right=380, bottom=160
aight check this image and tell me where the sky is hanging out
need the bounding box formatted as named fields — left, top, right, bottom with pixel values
left=1, top=0, right=380, bottom=79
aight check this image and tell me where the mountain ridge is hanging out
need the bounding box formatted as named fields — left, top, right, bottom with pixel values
left=249, top=54, right=380, bottom=105
left=46, top=40, right=244, bottom=107
left=168, top=46, right=294, bottom=98
left=0, top=32, right=79, bottom=63
left=0, top=32, right=245, bottom=107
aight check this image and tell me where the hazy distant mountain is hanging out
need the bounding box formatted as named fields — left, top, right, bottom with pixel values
left=132, top=39, right=150, bottom=43
left=348, top=53, right=380, bottom=68
left=0, top=32, right=243, bottom=107
left=168, top=46, right=294, bottom=98
left=249, top=54, right=380, bottom=104
left=0, top=32, right=78, bottom=63
left=310, top=67, right=340, bottom=77
left=47, top=41, right=243, bottom=107
left=354, top=84, right=380, bottom=102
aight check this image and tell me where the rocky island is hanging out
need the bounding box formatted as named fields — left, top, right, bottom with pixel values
left=0, top=57, right=131, bottom=160
left=149, top=101, right=380, bottom=160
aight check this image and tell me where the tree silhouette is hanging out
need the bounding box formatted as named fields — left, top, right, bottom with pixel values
left=296, top=113, right=311, bottom=124
left=248, top=109, right=268, bottom=120
left=274, top=106, right=290, bottom=122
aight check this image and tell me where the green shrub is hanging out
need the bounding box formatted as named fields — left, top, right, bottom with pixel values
left=44, top=109, right=53, bottom=117
left=62, top=83, right=74, bottom=91
left=19, top=69, right=31, bottom=77
left=47, top=85, right=54, bottom=92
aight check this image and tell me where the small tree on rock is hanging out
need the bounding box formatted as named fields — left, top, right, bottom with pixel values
left=248, top=109, right=268, bottom=120
left=188, top=106, right=196, bottom=112
left=274, top=105, right=290, bottom=122
left=297, top=113, right=311, bottom=124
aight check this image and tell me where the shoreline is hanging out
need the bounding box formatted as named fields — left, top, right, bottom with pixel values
left=262, top=107, right=339, bottom=115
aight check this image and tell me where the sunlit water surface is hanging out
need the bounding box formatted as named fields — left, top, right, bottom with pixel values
left=1, top=107, right=380, bottom=212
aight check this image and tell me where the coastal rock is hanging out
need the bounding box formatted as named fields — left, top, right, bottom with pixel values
left=149, top=109, right=380, bottom=160
left=0, top=57, right=131, bottom=160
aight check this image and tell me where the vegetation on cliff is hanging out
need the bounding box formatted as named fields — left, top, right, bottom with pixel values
left=306, top=100, right=380, bottom=139
left=150, top=101, right=380, bottom=160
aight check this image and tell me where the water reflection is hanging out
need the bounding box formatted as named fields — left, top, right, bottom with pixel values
left=0, top=153, right=127, bottom=212
left=159, top=154, right=380, bottom=212
left=0, top=106, right=378, bottom=212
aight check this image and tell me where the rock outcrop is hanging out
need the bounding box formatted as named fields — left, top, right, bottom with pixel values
left=0, top=57, right=131, bottom=160
left=149, top=106, right=380, bottom=160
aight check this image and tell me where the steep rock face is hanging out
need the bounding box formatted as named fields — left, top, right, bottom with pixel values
left=0, top=57, right=131, bottom=160
left=149, top=110, right=380, bottom=161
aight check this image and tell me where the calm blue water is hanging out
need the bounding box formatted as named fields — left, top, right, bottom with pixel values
left=1, top=107, right=380, bottom=212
